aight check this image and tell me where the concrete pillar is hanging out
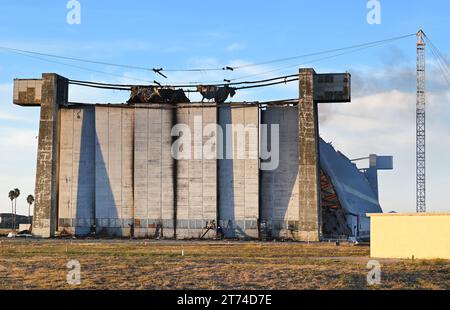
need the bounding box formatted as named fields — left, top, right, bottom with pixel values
left=298, top=69, right=321, bottom=241
left=32, top=74, right=68, bottom=237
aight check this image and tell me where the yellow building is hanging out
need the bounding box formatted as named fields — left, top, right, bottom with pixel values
left=367, top=213, right=450, bottom=260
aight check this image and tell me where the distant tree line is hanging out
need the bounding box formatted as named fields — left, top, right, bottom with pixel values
left=7, top=188, right=34, bottom=231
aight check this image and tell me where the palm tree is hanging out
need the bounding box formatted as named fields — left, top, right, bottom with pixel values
left=26, top=195, right=35, bottom=219
left=8, top=190, right=15, bottom=230
left=13, top=188, right=20, bottom=231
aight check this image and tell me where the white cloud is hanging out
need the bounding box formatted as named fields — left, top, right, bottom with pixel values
left=0, top=111, right=21, bottom=121
left=226, top=42, right=246, bottom=52
left=0, top=127, right=38, bottom=148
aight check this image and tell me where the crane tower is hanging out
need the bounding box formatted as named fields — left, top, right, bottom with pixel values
left=416, top=29, right=426, bottom=213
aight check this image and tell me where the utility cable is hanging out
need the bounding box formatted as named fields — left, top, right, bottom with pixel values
left=3, top=49, right=156, bottom=84
left=0, top=32, right=415, bottom=77
left=69, top=76, right=299, bottom=92
left=229, top=39, right=398, bottom=81
left=68, top=73, right=299, bottom=89
left=0, top=45, right=230, bottom=75
left=231, top=33, right=416, bottom=70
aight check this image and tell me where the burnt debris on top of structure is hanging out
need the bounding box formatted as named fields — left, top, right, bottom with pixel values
left=127, top=86, right=190, bottom=104
left=197, top=85, right=236, bottom=104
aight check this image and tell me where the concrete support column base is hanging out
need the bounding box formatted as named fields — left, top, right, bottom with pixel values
left=31, top=226, right=52, bottom=238
left=297, top=231, right=320, bottom=242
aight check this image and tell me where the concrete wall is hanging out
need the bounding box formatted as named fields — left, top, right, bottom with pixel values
left=260, top=107, right=300, bottom=239
left=134, top=105, right=175, bottom=238
left=55, top=103, right=367, bottom=242
left=57, top=104, right=218, bottom=239
left=58, top=107, right=95, bottom=235
left=218, top=106, right=259, bottom=239
left=95, top=106, right=134, bottom=237
left=369, top=213, right=450, bottom=260
left=176, top=105, right=217, bottom=239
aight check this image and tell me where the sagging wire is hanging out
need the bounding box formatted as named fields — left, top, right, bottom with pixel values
left=68, top=75, right=300, bottom=93
left=68, top=73, right=299, bottom=89
left=231, top=33, right=416, bottom=70
left=0, top=32, right=415, bottom=82
left=228, top=34, right=416, bottom=82
left=2, top=48, right=156, bottom=84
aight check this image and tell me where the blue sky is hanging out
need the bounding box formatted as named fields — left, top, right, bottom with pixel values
left=0, top=0, right=449, bottom=215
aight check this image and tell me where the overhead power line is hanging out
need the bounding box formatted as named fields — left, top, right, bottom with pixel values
left=0, top=45, right=156, bottom=70
left=188, top=33, right=417, bottom=83
left=4, top=49, right=156, bottom=84
left=68, top=73, right=299, bottom=89
left=64, top=32, right=421, bottom=93
left=0, top=32, right=415, bottom=81
left=232, top=33, right=416, bottom=70
left=229, top=38, right=405, bottom=82
left=0, top=45, right=232, bottom=75
left=68, top=74, right=299, bottom=92
left=69, top=81, right=131, bottom=91
left=234, top=78, right=298, bottom=90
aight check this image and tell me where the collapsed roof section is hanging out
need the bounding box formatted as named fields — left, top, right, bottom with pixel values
left=319, top=138, right=387, bottom=240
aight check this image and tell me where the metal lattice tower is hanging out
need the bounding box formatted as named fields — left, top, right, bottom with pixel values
left=416, top=30, right=426, bottom=213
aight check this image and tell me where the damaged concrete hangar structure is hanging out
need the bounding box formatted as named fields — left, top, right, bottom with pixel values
left=14, top=69, right=392, bottom=241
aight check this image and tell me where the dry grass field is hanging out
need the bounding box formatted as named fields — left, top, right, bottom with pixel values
left=0, top=239, right=448, bottom=290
